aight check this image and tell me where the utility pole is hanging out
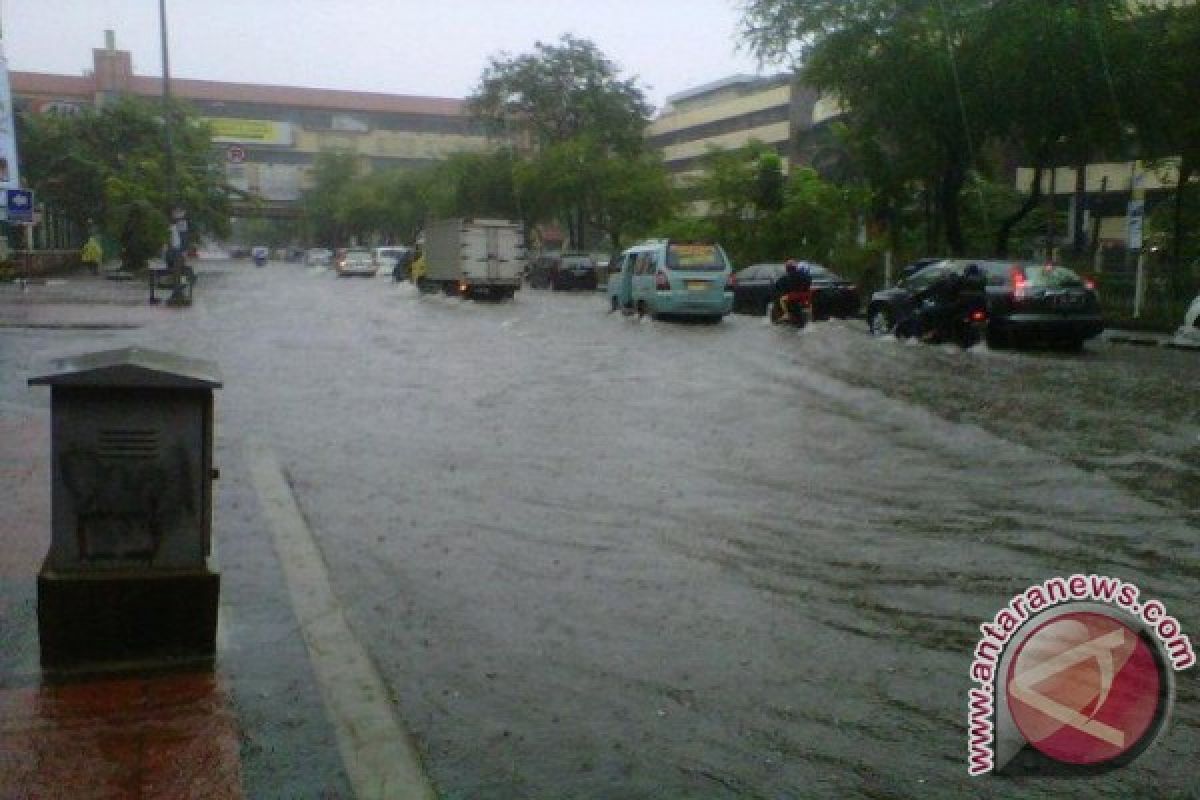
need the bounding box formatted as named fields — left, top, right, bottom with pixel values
left=160, top=0, right=175, bottom=214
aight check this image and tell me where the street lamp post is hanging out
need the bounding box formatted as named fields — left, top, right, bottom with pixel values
left=151, top=0, right=177, bottom=305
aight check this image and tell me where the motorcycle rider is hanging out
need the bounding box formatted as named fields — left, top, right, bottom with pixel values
left=912, top=263, right=985, bottom=341
left=773, top=259, right=812, bottom=319
left=911, top=267, right=964, bottom=340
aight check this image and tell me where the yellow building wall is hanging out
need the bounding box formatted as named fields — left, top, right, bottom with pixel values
left=660, top=122, right=791, bottom=163
left=291, top=128, right=490, bottom=160
left=648, top=85, right=791, bottom=137
left=1015, top=160, right=1183, bottom=194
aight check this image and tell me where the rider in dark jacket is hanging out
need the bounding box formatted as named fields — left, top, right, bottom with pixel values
left=773, top=260, right=812, bottom=318
left=912, top=269, right=965, bottom=339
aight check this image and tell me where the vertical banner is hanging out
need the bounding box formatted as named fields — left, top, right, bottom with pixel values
left=0, top=39, right=21, bottom=191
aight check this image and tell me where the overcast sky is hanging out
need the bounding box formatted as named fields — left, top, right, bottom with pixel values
left=1, top=0, right=774, bottom=111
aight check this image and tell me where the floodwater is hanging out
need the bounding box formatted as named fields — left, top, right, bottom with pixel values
left=2, top=261, right=1197, bottom=798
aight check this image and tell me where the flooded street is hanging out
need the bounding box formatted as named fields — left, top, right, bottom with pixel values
left=2, top=260, right=1197, bottom=798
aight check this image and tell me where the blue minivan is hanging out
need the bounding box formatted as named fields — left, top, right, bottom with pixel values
left=607, top=240, right=734, bottom=322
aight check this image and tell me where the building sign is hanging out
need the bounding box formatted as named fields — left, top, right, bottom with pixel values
left=33, top=99, right=85, bottom=115
left=205, top=117, right=293, bottom=146
left=331, top=113, right=369, bottom=133
left=0, top=41, right=21, bottom=191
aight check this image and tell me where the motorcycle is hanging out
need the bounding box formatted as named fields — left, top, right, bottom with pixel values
left=769, top=289, right=813, bottom=329
left=894, top=293, right=987, bottom=348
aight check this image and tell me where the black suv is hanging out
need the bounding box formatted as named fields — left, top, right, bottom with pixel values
left=868, top=259, right=1103, bottom=350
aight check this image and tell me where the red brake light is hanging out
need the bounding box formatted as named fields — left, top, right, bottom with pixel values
left=1084, top=277, right=1097, bottom=291
left=726, top=274, right=737, bottom=290
left=1009, top=266, right=1027, bottom=297
left=970, top=309, right=986, bottom=322
left=655, top=270, right=670, bottom=291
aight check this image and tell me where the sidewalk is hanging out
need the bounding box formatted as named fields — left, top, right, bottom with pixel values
left=0, top=405, right=244, bottom=799
left=1104, top=328, right=1200, bottom=350
left=0, top=284, right=362, bottom=799
left=0, top=269, right=182, bottom=329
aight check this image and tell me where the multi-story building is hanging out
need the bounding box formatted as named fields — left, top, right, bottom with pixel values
left=12, top=31, right=490, bottom=218
left=646, top=74, right=821, bottom=210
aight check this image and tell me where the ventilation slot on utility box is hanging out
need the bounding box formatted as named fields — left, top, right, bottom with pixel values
left=97, top=429, right=160, bottom=460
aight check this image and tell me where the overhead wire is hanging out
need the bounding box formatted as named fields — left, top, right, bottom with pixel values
left=934, top=0, right=988, bottom=230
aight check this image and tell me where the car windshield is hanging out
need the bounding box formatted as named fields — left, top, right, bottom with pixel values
left=666, top=244, right=726, bottom=271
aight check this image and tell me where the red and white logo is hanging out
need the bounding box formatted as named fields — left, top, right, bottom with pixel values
left=1006, top=611, right=1164, bottom=766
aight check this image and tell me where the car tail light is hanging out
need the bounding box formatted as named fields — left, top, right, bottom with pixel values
left=1009, top=265, right=1028, bottom=298
left=655, top=270, right=670, bottom=291
left=459, top=281, right=469, bottom=294
left=1084, top=276, right=1097, bottom=291
left=970, top=308, right=987, bottom=322
left=726, top=274, right=737, bottom=291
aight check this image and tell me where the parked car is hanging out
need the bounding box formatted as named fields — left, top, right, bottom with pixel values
left=729, top=262, right=859, bottom=318
left=608, top=240, right=733, bottom=322
left=335, top=248, right=379, bottom=277
left=552, top=253, right=599, bottom=290
left=304, top=248, right=333, bottom=267
left=527, top=255, right=560, bottom=289
left=867, top=259, right=1103, bottom=349
left=899, top=257, right=942, bottom=282
left=374, top=246, right=412, bottom=275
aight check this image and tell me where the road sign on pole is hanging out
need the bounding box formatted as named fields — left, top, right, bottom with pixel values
left=1126, top=200, right=1144, bottom=251
left=5, top=188, right=33, bottom=223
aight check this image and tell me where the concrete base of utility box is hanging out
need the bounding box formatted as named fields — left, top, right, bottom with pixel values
left=38, top=563, right=219, bottom=672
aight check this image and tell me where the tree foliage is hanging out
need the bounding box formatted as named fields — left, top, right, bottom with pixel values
left=674, top=141, right=869, bottom=273
left=740, top=0, right=1185, bottom=263
left=468, top=34, right=652, bottom=155
left=18, top=96, right=230, bottom=268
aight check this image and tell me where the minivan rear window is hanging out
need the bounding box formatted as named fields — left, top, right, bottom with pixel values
left=1018, top=264, right=1085, bottom=288
left=666, top=244, right=726, bottom=271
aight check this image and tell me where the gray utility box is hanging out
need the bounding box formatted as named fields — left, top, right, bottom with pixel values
left=29, top=347, right=222, bottom=671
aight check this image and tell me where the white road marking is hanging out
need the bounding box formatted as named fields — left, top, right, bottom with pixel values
left=247, top=443, right=434, bottom=800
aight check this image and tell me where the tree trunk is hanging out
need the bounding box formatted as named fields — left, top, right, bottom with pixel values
left=996, top=163, right=1044, bottom=258
left=924, top=184, right=937, bottom=254
left=940, top=164, right=966, bottom=256
left=1072, top=153, right=1088, bottom=258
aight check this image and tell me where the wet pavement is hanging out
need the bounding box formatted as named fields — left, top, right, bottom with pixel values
left=1, top=261, right=1197, bottom=798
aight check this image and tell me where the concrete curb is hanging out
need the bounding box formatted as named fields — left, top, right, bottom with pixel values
left=1105, top=332, right=1200, bottom=351
left=247, top=443, right=436, bottom=800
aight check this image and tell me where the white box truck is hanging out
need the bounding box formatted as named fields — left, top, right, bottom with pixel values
left=422, top=218, right=525, bottom=300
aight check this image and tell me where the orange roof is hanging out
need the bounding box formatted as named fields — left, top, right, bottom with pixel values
left=10, top=71, right=94, bottom=98
left=12, top=70, right=468, bottom=116
left=128, top=76, right=469, bottom=115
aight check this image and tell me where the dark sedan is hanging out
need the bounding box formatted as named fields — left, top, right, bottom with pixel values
left=730, top=262, right=860, bottom=318
left=552, top=254, right=599, bottom=290
left=867, top=259, right=1103, bottom=349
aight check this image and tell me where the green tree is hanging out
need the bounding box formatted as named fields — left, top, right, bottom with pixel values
left=300, top=151, right=360, bottom=247
left=19, top=96, right=230, bottom=268
left=468, top=34, right=651, bottom=155
left=1134, top=4, right=1200, bottom=290
left=468, top=36, right=656, bottom=249
left=743, top=1, right=984, bottom=254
